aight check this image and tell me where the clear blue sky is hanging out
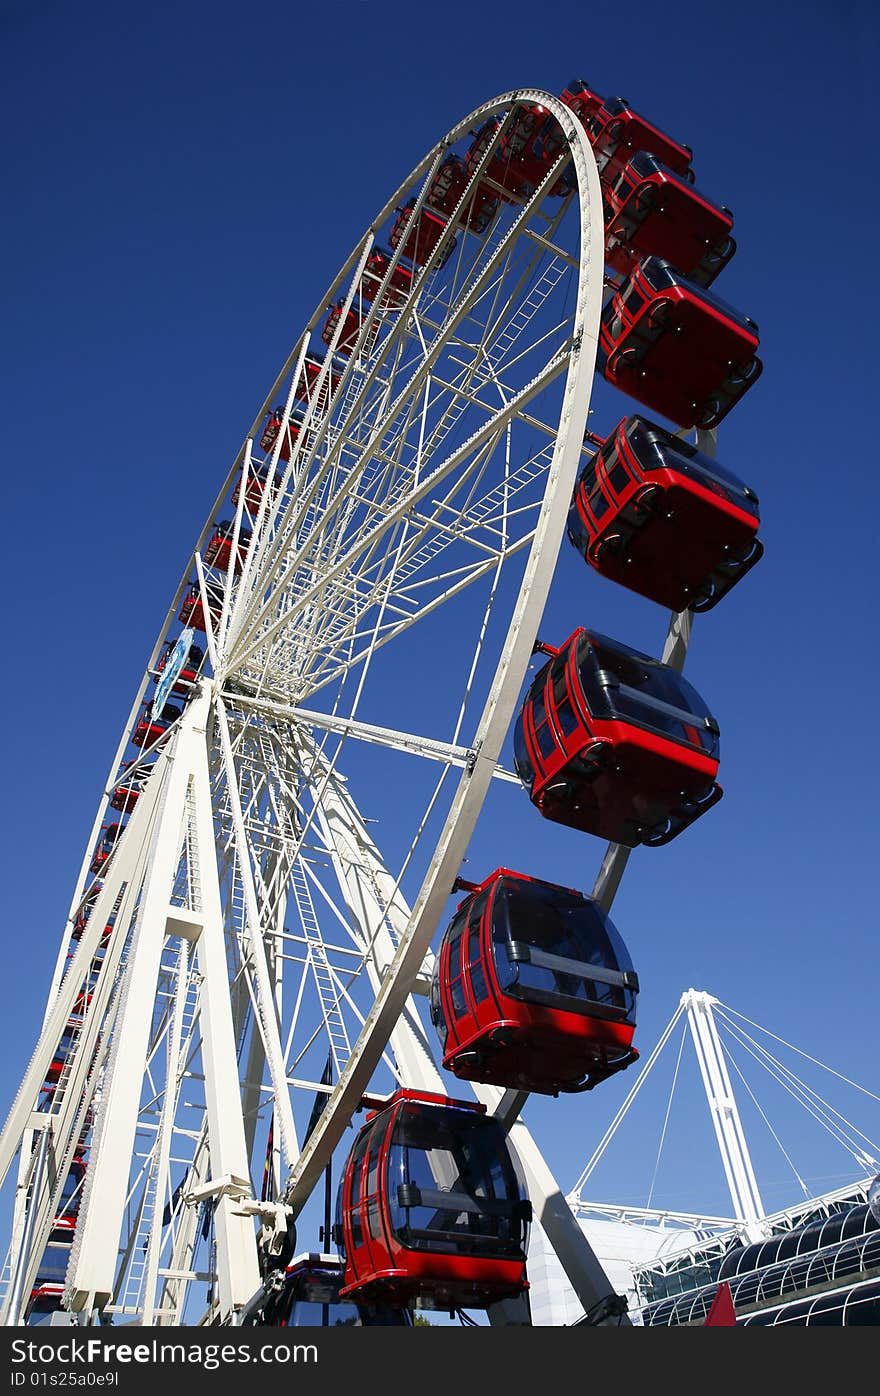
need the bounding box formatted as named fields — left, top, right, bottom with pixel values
left=1, top=0, right=877, bottom=1250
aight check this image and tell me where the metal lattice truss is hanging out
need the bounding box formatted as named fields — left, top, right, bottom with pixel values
left=0, top=88, right=670, bottom=1326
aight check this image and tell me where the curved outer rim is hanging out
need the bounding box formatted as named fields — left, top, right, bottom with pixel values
left=281, top=87, right=606, bottom=1210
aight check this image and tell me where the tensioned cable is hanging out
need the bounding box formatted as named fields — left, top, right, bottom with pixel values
left=714, top=1009, right=880, bottom=1156
left=715, top=1000, right=880, bottom=1104
left=570, top=999, right=689, bottom=1199
left=717, top=1016, right=880, bottom=1165
left=645, top=1017, right=688, bottom=1211
left=718, top=1019, right=874, bottom=1157
left=720, top=1037, right=812, bottom=1199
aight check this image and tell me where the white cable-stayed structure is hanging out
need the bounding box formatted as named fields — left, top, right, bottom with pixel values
left=540, top=990, right=880, bottom=1326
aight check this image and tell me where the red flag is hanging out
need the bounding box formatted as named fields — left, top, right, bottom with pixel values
left=261, top=1115, right=275, bottom=1202
left=704, top=1281, right=737, bottom=1326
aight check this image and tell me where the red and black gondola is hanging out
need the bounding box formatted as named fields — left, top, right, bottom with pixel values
left=178, top=580, right=225, bottom=633
left=602, top=152, right=736, bottom=286
left=132, top=699, right=183, bottom=749
left=561, top=77, right=606, bottom=125
left=45, top=1016, right=84, bottom=1084
left=431, top=868, right=639, bottom=1095
left=88, top=823, right=122, bottom=876
left=586, top=95, right=693, bottom=183
left=389, top=198, right=456, bottom=269
left=513, top=628, right=723, bottom=847
left=567, top=414, right=763, bottom=612
left=294, top=352, right=343, bottom=405
left=427, top=155, right=501, bottom=234
left=334, top=1089, right=531, bottom=1310
left=258, top=407, right=304, bottom=464
left=359, top=249, right=414, bottom=309
left=71, top=910, right=114, bottom=943
left=241, top=1253, right=413, bottom=1327
left=72, top=884, right=101, bottom=937
left=505, top=104, right=578, bottom=197
left=232, top=462, right=280, bottom=516
left=465, top=120, right=533, bottom=205
left=110, top=760, right=151, bottom=813
left=598, top=256, right=762, bottom=429
left=204, top=521, right=252, bottom=576
left=322, top=300, right=364, bottom=357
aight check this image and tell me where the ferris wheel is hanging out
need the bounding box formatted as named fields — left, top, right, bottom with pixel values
left=0, top=81, right=763, bottom=1328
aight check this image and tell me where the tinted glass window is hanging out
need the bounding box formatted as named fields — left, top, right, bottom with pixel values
left=608, top=464, right=630, bottom=494
left=467, top=925, right=489, bottom=1004
left=513, top=714, right=535, bottom=787
left=577, top=459, right=597, bottom=496
left=589, top=488, right=609, bottom=520
left=448, top=938, right=467, bottom=1017
left=386, top=1104, right=526, bottom=1259
left=491, top=877, right=636, bottom=1021
left=624, top=284, right=645, bottom=317
left=581, top=631, right=719, bottom=758
left=554, top=697, right=581, bottom=738
left=633, top=420, right=759, bottom=515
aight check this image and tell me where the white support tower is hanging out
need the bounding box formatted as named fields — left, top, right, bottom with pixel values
left=683, top=990, right=766, bottom=1241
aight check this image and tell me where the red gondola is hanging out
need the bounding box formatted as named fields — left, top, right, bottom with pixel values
left=603, top=152, right=735, bottom=286
left=71, top=910, right=114, bottom=943
left=426, top=155, right=500, bottom=233
left=45, top=1016, right=83, bottom=1084
left=598, top=256, right=762, bottom=429
left=204, top=520, right=252, bottom=576
left=110, top=760, right=151, bottom=812
left=241, top=1253, right=413, bottom=1326
left=179, top=580, right=225, bottom=633
left=465, top=120, right=532, bottom=204
left=560, top=77, right=606, bottom=126
left=389, top=198, right=456, bottom=268
left=89, top=823, right=122, bottom=875
left=513, top=628, right=723, bottom=847
left=232, top=461, right=280, bottom=513
left=294, top=353, right=342, bottom=405
left=132, top=699, right=182, bottom=749
left=334, top=1089, right=530, bottom=1310
left=24, top=1285, right=65, bottom=1326
left=72, top=884, right=100, bottom=937
left=567, top=414, right=763, bottom=612
left=501, top=104, right=574, bottom=197
left=322, top=300, right=363, bottom=356
left=586, top=96, right=693, bottom=182
left=258, top=407, right=303, bottom=464
left=155, top=640, right=203, bottom=697
left=359, top=249, right=414, bottom=309
left=431, top=868, right=639, bottom=1095
left=427, top=155, right=468, bottom=216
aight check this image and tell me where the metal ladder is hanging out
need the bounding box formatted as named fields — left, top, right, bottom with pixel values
left=289, top=858, right=351, bottom=1077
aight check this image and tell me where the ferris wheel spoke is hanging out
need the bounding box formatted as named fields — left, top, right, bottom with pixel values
left=226, top=177, right=573, bottom=667
left=226, top=352, right=567, bottom=681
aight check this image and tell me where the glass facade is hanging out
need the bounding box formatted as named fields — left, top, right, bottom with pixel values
left=639, top=1200, right=880, bottom=1326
